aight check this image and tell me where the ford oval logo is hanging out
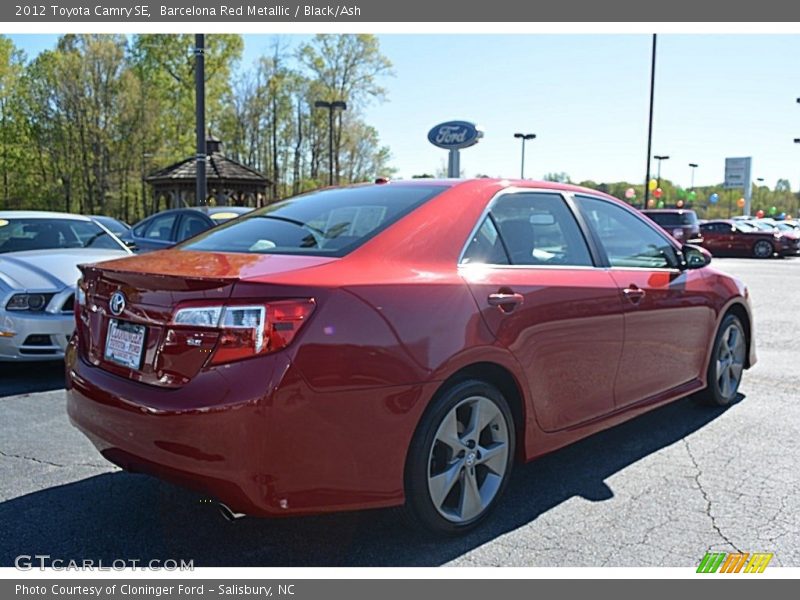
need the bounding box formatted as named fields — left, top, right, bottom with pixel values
left=109, top=291, right=126, bottom=316
left=427, top=121, right=483, bottom=150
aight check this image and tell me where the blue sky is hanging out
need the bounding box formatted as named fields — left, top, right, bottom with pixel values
left=10, top=33, right=800, bottom=190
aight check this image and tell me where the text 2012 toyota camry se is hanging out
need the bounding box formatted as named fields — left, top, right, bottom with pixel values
left=66, top=179, right=755, bottom=534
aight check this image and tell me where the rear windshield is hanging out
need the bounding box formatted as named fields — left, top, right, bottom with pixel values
left=645, top=211, right=698, bottom=227
left=179, top=184, right=447, bottom=257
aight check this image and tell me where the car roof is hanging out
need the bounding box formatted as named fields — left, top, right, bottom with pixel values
left=0, top=210, right=92, bottom=221
left=641, top=209, right=696, bottom=214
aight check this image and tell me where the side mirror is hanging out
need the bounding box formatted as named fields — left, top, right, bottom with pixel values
left=682, top=243, right=711, bottom=269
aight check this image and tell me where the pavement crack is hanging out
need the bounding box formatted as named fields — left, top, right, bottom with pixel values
left=0, top=449, right=107, bottom=470
left=682, top=438, right=742, bottom=553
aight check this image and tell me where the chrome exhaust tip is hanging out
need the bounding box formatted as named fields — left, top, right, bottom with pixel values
left=218, top=503, right=246, bottom=521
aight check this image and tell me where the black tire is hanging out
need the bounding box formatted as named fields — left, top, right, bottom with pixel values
left=752, top=239, right=773, bottom=258
left=404, top=379, right=515, bottom=535
left=694, top=314, right=747, bottom=406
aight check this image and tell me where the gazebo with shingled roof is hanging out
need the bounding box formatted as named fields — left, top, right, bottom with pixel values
left=145, top=136, right=271, bottom=210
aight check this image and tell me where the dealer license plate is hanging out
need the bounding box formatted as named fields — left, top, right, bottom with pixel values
left=104, top=319, right=146, bottom=370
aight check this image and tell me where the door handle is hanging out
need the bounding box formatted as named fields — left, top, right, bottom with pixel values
left=488, top=292, right=524, bottom=313
left=622, top=285, right=646, bottom=304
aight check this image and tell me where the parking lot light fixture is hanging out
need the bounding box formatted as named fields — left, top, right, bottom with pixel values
left=314, top=100, right=348, bottom=186
left=654, top=155, right=670, bottom=189
left=513, top=133, right=536, bottom=179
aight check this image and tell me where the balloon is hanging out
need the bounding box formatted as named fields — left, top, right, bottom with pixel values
left=648, top=179, right=657, bottom=191
left=756, top=209, right=764, bottom=218
left=779, top=212, right=786, bottom=220
left=676, top=199, right=684, bottom=208
left=709, top=193, right=719, bottom=204
left=657, top=200, right=665, bottom=208
left=787, top=214, right=793, bottom=220
left=654, top=187, right=663, bottom=198
left=676, top=187, right=686, bottom=199
left=737, top=198, right=745, bottom=208
left=624, top=187, right=636, bottom=199
left=647, top=198, right=655, bottom=208
left=688, top=190, right=697, bottom=201
left=769, top=205, right=777, bottom=215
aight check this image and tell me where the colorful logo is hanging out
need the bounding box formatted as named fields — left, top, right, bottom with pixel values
left=697, top=552, right=773, bottom=573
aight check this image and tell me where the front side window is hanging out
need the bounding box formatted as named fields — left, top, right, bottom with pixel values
left=462, top=192, right=592, bottom=266
left=577, top=196, right=679, bottom=269
left=180, top=184, right=447, bottom=257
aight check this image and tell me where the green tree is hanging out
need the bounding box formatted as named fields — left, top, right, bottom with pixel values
left=0, top=36, right=27, bottom=208
left=543, top=172, right=571, bottom=183
left=298, top=35, right=393, bottom=184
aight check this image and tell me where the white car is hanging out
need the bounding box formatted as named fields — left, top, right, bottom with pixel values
left=0, top=211, right=131, bottom=361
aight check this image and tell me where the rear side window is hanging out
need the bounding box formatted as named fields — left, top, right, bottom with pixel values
left=462, top=192, right=592, bottom=266
left=177, top=214, right=210, bottom=241
left=180, top=185, right=447, bottom=257
left=462, top=217, right=510, bottom=265
left=143, top=213, right=177, bottom=240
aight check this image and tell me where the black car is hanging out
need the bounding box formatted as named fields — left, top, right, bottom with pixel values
left=123, top=207, right=253, bottom=252
left=641, top=209, right=702, bottom=244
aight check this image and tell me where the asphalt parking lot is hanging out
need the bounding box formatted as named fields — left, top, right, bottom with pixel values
left=1, top=257, right=798, bottom=568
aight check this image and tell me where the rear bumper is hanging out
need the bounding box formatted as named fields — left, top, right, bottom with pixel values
left=65, top=339, right=427, bottom=517
left=0, top=310, right=73, bottom=361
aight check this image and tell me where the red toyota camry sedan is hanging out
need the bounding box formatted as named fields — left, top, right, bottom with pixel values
left=66, top=179, right=755, bottom=534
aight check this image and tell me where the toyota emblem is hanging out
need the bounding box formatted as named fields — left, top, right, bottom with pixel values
left=109, top=291, right=126, bottom=316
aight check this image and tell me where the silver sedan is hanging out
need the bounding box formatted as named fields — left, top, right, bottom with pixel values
left=0, top=211, right=131, bottom=361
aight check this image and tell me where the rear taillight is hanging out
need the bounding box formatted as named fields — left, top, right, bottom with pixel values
left=170, top=299, right=315, bottom=365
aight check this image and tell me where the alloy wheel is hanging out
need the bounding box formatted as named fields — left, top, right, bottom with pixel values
left=426, top=395, right=510, bottom=523
left=715, top=322, right=746, bottom=401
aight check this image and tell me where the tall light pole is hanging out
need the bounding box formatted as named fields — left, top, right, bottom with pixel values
left=688, top=162, right=698, bottom=190
left=513, top=133, right=536, bottom=179
left=314, top=100, right=347, bottom=186
left=643, top=33, right=657, bottom=210
left=654, top=155, right=669, bottom=188
left=195, top=34, right=206, bottom=206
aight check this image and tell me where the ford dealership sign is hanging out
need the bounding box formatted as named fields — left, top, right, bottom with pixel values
left=427, top=121, right=483, bottom=150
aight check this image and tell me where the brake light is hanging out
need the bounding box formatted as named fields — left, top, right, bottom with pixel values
left=170, top=299, right=315, bottom=365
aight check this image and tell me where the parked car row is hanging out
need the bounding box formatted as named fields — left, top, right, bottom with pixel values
left=0, top=206, right=252, bottom=362
left=641, top=208, right=800, bottom=258
left=0, top=211, right=132, bottom=361
left=700, top=219, right=800, bottom=258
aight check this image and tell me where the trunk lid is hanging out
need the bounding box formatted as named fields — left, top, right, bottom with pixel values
left=77, top=250, right=336, bottom=387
